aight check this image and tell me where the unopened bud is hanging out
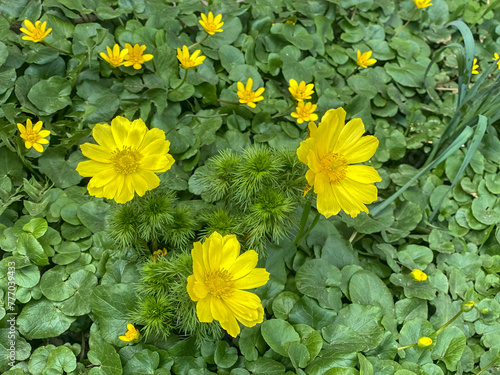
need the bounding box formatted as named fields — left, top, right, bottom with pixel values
left=410, top=269, right=427, bottom=282
left=418, top=337, right=432, bottom=347
left=461, top=300, right=474, bottom=312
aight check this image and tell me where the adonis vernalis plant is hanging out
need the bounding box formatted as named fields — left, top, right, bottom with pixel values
left=76, top=116, right=174, bottom=204
left=297, top=107, right=381, bottom=218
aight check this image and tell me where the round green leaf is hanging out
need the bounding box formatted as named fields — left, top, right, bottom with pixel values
left=261, top=319, right=300, bottom=357
left=27, top=76, right=72, bottom=114
left=17, top=298, right=76, bottom=339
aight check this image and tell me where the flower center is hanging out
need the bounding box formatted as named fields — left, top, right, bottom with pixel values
left=24, top=130, right=40, bottom=143
left=205, top=23, right=218, bottom=33
left=321, top=152, right=348, bottom=183
left=110, top=146, right=141, bottom=175
left=128, top=51, right=143, bottom=64
left=240, top=90, right=257, bottom=102
left=205, top=269, right=234, bottom=299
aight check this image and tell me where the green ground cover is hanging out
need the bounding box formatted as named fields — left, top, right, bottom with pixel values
left=1, top=0, right=500, bottom=374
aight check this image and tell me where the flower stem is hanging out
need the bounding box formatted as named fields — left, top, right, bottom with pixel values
left=217, top=99, right=241, bottom=105
left=300, top=211, right=321, bottom=244
left=188, top=34, right=209, bottom=50
left=344, top=66, right=359, bottom=81
left=397, top=343, right=417, bottom=350
left=43, top=41, right=72, bottom=55
left=349, top=230, right=358, bottom=243
left=393, top=9, right=417, bottom=38
left=476, top=356, right=500, bottom=375
left=271, top=103, right=295, bottom=119
left=294, top=201, right=311, bottom=246
left=436, top=310, right=462, bottom=335
left=169, top=68, right=188, bottom=94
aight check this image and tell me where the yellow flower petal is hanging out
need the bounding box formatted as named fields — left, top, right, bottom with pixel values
left=342, top=135, right=379, bottom=164
left=345, top=165, right=382, bottom=184
left=80, top=143, right=112, bottom=163
left=229, top=250, right=259, bottom=280
left=197, top=297, right=214, bottom=322
left=232, top=268, right=270, bottom=289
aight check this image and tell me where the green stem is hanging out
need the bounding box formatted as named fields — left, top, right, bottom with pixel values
left=349, top=230, right=358, bottom=243
left=393, top=9, right=417, bottom=38
left=299, top=211, right=321, bottom=245
left=436, top=310, right=462, bottom=335
left=217, top=99, right=241, bottom=105
left=169, top=68, right=188, bottom=93
left=344, top=66, right=359, bottom=81
left=271, top=103, right=296, bottom=119
left=43, top=41, right=71, bottom=54
left=294, top=202, right=311, bottom=246
left=397, top=343, right=417, bottom=350
left=476, top=356, right=499, bottom=375
left=188, top=34, right=209, bottom=50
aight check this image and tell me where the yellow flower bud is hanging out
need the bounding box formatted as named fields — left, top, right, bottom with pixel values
left=418, top=337, right=432, bottom=347
left=461, top=300, right=474, bottom=312
left=410, top=269, right=427, bottom=281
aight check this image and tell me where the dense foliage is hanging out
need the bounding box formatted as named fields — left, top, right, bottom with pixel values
left=1, top=0, right=500, bottom=374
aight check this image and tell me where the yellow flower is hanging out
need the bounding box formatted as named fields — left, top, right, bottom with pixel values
left=237, top=78, right=265, bottom=108
left=17, top=119, right=50, bottom=153
left=100, top=44, right=129, bottom=68
left=123, top=43, right=154, bottom=70
left=152, top=248, right=167, bottom=262
left=472, top=58, right=479, bottom=75
left=176, top=45, right=206, bottom=69
left=417, top=337, right=432, bottom=347
left=76, top=116, right=175, bottom=204
left=296, top=107, right=381, bottom=218
left=119, top=324, right=140, bottom=342
left=288, top=79, right=315, bottom=101
left=20, top=20, right=52, bottom=43
left=413, top=0, right=433, bottom=9
left=410, top=269, right=427, bottom=281
left=291, top=101, right=318, bottom=124
left=493, top=53, right=500, bottom=69
left=357, top=50, right=377, bottom=69
left=199, top=12, right=224, bottom=35
left=186, top=231, right=270, bottom=338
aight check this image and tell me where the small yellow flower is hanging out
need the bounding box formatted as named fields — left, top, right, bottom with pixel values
left=123, top=43, right=153, bottom=70
left=176, top=45, right=206, bottom=69
left=493, top=53, right=500, bottom=69
left=152, top=248, right=167, bottom=262
left=414, top=0, right=433, bottom=8
left=119, top=324, right=140, bottom=342
left=186, top=231, right=270, bottom=337
left=237, top=78, right=265, bottom=108
left=291, top=102, right=318, bottom=124
left=288, top=79, right=315, bottom=101
left=409, top=269, right=427, bottom=282
left=199, top=12, right=224, bottom=35
left=357, top=50, right=377, bottom=69
left=100, top=44, right=129, bottom=68
left=20, top=20, right=52, bottom=43
left=417, top=337, right=432, bottom=347
left=472, top=58, right=479, bottom=75
left=17, top=119, right=50, bottom=153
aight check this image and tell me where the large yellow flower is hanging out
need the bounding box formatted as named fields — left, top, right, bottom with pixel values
left=20, top=20, right=52, bottom=43
left=199, top=12, right=224, bottom=35
left=17, top=119, right=50, bottom=152
left=296, top=107, right=381, bottom=218
left=186, top=231, right=269, bottom=338
left=76, top=116, right=175, bottom=204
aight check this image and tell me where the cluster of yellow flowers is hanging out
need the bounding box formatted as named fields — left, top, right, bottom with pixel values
left=100, top=43, right=154, bottom=70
